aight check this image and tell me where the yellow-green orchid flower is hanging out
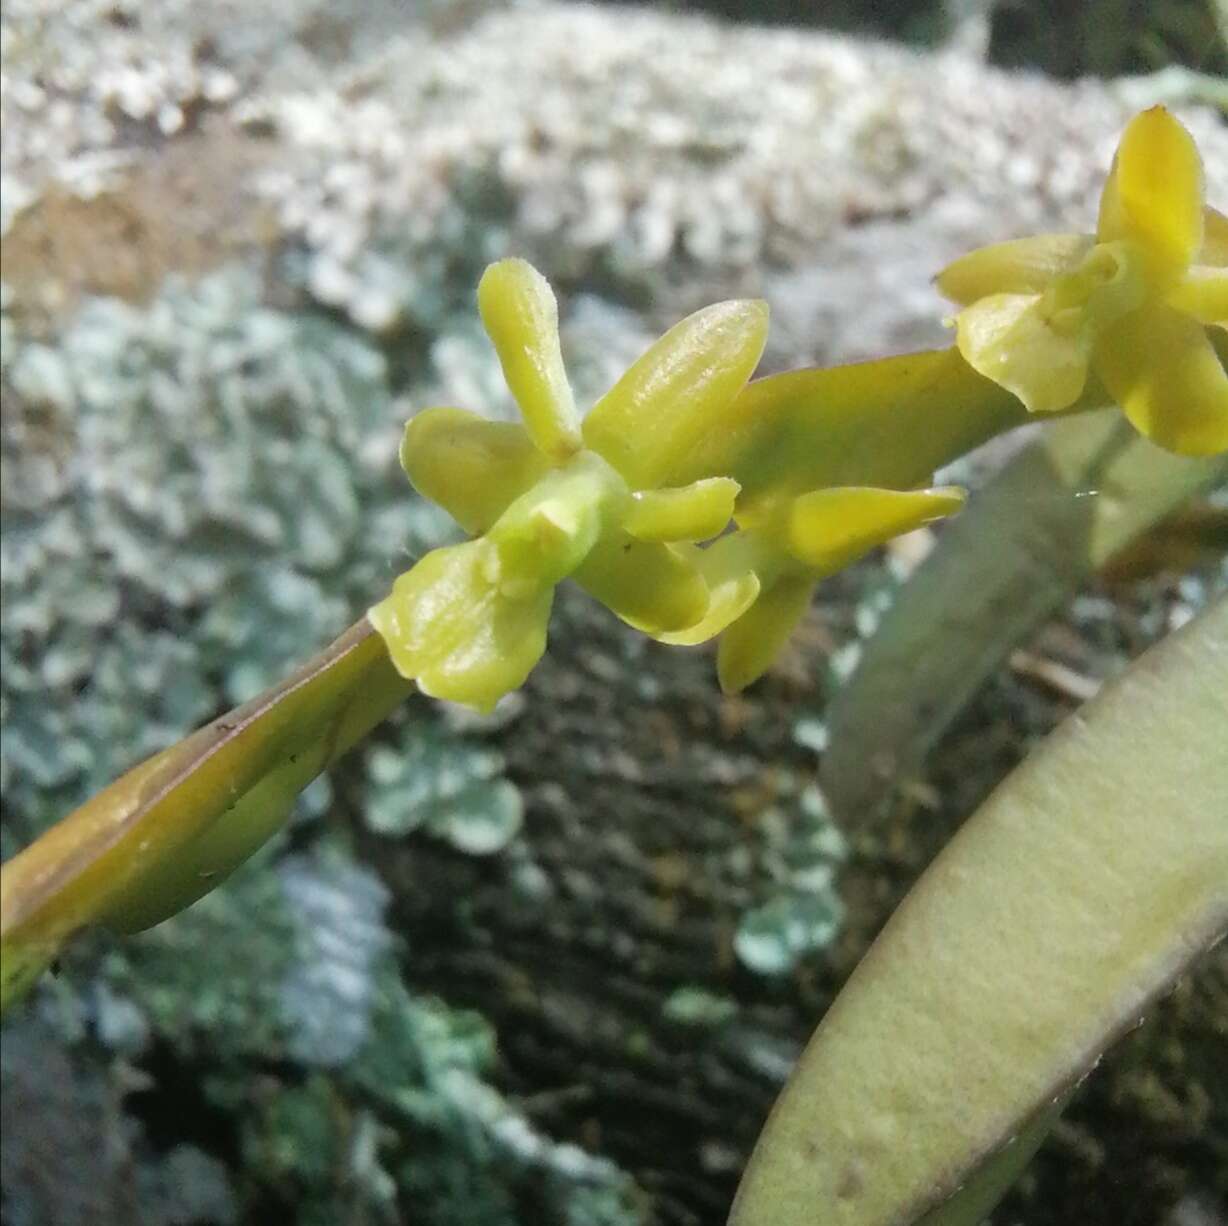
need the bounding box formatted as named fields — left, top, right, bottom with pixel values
left=938, top=106, right=1228, bottom=457
left=370, top=258, right=761, bottom=710
left=659, top=486, right=966, bottom=694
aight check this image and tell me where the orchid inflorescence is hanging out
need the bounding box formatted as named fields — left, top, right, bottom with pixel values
left=940, top=105, right=1228, bottom=456
left=371, top=107, right=1227, bottom=711
left=368, top=261, right=963, bottom=709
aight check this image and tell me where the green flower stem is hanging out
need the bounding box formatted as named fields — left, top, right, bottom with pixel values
left=677, top=346, right=1108, bottom=513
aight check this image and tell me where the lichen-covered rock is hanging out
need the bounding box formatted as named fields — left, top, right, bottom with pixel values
left=733, top=782, right=846, bottom=975
left=0, top=269, right=441, bottom=834
left=5, top=848, right=645, bottom=1226
left=0, top=258, right=658, bottom=1222
left=5, top=2, right=1226, bottom=345
left=364, top=717, right=524, bottom=853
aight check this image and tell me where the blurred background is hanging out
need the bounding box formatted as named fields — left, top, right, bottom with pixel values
left=2, top=2, right=1226, bottom=1224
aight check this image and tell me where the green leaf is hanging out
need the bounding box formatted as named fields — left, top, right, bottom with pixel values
left=0, top=618, right=412, bottom=1012
left=821, top=410, right=1228, bottom=820
left=730, top=599, right=1228, bottom=1226
left=912, top=1097, right=1068, bottom=1226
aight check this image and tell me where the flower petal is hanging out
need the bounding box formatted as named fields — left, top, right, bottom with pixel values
left=1165, top=266, right=1228, bottom=325
left=1096, top=106, right=1204, bottom=274
left=953, top=293, right=1092, bottom=413
left=1200, top=207, right=1228, bottom=267
left=657, top=533, right=766, bottom=646
left=1094, top=303, right=1228, bottom=456
left=936, top=235, right=1093, bottom=306
left=369, top=539, right=552, bottom=712
left=574, top=534, right=710, bottom=635
left=401, top=407, right=551, bottom=535
left=583, top=299, right=768, bottom=489
left=624, top=477, right=740, bottom=542
left=787, top=485, right=967, bottom=573
left=478, top=259, right=583, bottom=461
left=716, top=576, right=814, bottom=695
left=657, top=570, right=761, bottom=648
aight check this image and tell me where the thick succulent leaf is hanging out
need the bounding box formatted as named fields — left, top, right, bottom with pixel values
left=477, top=258, right=582, bottom=461
left=821, top=410, right=1227, bottom=820
left=731, top=600, right=1228, bottom=1226
left=912, top=1098, right=1069, bottom=1226
left=582, top=299, right=769, bottom=490
left=0, top=619, right=411, bottom=1011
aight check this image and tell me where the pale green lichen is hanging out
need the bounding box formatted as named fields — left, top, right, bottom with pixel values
left=0, top=269, right=514, bottom=846
left=663, top=986, right=740, bottom=1028
left=363, top=715, right=524, bottom=854
left=734, top=782, right=847, bottom=977
left=16, top=847, right=645, bottom=1225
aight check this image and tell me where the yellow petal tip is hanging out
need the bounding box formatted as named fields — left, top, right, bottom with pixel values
left=478, top=258, right=583, bottom=461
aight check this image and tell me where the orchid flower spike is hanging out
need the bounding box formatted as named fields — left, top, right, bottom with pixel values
left=938, top=106, right=1228, bottom=457
left=371, top=260, right=970, bottom=709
